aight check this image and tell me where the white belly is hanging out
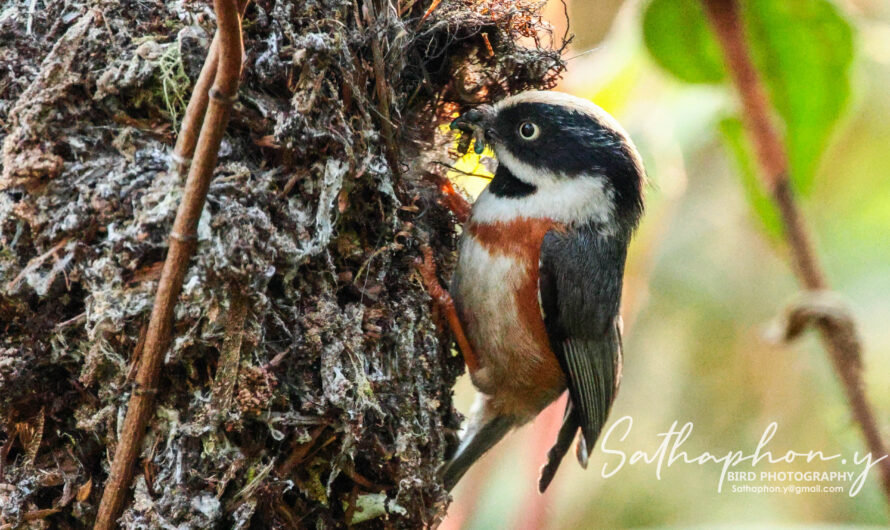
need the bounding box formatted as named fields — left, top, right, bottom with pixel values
left=452, top=235, right=531, bottom=390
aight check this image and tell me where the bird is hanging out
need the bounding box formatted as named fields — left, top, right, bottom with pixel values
left=417, top=90, right=646, bottom=493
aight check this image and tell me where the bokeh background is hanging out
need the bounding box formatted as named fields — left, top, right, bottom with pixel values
left=443, top=0, right=890, bottom=527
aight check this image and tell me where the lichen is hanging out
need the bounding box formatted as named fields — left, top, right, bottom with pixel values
left=0, top=0, right=564, bottom=527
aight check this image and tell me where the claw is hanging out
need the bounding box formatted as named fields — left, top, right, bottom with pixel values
left=429, top=175, right=471, bottom=224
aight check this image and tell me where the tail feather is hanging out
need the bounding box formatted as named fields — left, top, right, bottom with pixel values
left=576, top=432, right=589, bottom=469
left=538, top=400, right=579, bottom=493
left=442, top=414, right=513, bottom=491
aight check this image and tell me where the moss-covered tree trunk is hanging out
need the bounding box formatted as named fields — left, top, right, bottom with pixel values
left=0, top=0, right=562, bottom=526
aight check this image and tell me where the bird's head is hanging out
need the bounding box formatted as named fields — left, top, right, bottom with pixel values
left=451, top=91, right=645, bottom=232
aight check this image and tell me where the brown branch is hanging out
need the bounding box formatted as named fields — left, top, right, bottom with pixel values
left=701, top=0, right=890, bottom=504
left=93, top=1, right=246, bottom=528
left=171, top=0, right=250, bottom=174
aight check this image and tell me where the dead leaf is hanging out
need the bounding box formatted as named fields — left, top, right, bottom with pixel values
left=16, top=409, right=45, bottom=467
left=76, top=478, right=92, bottom=502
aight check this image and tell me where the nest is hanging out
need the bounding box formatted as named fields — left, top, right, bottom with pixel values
left=0, top=0, right=564, bottom=526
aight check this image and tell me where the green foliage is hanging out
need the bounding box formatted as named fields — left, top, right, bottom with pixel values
left=718, top=116, right=784, bottom=240
left=744, top=0, right=854, bottom=194
left=642, top=0, right=854, bottom=201
left=642, top=0, right=726, bottom=84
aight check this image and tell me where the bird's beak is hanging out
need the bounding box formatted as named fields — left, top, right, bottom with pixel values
left=450, top=105, right=494, bottom=154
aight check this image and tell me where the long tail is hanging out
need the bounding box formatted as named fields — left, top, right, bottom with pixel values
left=537, top=399, right=579, bottom=493
left=442, top=414, right=513, bottom=491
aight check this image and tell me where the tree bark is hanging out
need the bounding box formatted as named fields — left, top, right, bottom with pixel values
left=0, top=0, right=563, bottom=527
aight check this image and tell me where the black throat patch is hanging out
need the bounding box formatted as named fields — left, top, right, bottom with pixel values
left=487, top=164, right=536, bottom=198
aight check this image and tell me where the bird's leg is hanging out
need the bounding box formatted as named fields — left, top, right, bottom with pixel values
left=431, top=175, right=471, bottom=224
left=415, top=245, right=479, bottom=373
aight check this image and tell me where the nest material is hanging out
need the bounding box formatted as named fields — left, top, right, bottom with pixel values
left=0, top=0, right=564, bottom=527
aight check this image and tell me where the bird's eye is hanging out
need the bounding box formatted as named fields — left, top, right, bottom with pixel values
left=518, top=121, right=540, bottom=140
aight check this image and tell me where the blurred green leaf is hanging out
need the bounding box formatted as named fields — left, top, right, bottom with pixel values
left=718, top=117, right=784, bottom=241
left=643, top=0, right=854, bottom=195
left=744, top=0, right=854, bottom=194
left=642, top=0, right=726, bottom=84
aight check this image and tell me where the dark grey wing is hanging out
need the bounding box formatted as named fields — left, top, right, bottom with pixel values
left=539, top=224, right=627, bottom=472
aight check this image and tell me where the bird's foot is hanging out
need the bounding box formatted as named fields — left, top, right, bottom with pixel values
left=415, top=244, right=479, bottom=372
left=430, top=174, right=471, bottom=224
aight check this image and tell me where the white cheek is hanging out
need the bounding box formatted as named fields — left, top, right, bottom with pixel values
left=494, top=147, right=557, bottom=185
left=470, top=147, right=615, bottom=226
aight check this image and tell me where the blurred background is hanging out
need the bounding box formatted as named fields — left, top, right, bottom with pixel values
left=443, top=0, right=890, bottom=527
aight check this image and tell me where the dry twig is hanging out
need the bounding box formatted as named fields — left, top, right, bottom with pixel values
left=171, top=0, right=250, bottom=175
left=93, top=0, right=246, bottom=527
left=701, top=0, right=890, bottom=504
